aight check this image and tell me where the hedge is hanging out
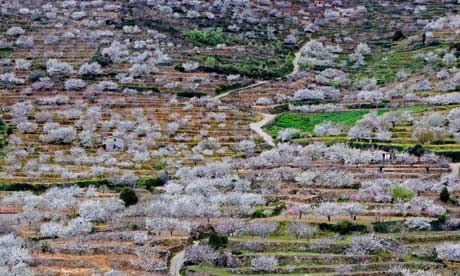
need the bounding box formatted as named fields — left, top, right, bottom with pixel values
left=0, top=177, right=164, bottom=192
left=319, top=221, right=368, bottom=235
left=176, top=91, right=207, bottom=98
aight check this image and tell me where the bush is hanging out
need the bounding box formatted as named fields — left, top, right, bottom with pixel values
left=434, top=150, right=460, bottom=162
left=176, top=91, right=207, bottom=98
left=91, top=49, right=112, bottom=67
left=272, top=204, right=285, bottom=216
left=440, top=186, right=450, bottom=203
left=391, top=186, right=415, bottom=202
left=392, top=30, right=405, bottom=41
left=137, top=177, right=166, bottom=191
left=252, top=210, right=266, bottom=218
left=41, top=241, right=52, bottom=253
left=319, top=221, right=368, bottom=235
left=208, top=232, right=228, bottom=249
left=205, top=56, right=216, bottom=67
left=0, top=183, right=48, bottom=193
left=28, top=70, right=46, bottom=82
left=408, top=144, right=425, bottom=157
left=184, top=28, right=226, bottom=46
left=119, top=188, right=138, bottom=207
left=373, top=221, right=400, bottom=233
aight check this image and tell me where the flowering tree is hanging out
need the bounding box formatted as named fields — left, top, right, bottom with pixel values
left=146, top=217, right=191, bottom=236
left=46, top=59, right=74, bottom=75
left=436, top=243, right=460, bottom=262
left=343, top=203, right=368, bottom=221
left=314, top=202, right=344, bottom=221
left=0, top=234, right=32, bottom=273
left=244, top=221, right=278, bottom=238
left=251, top=256, right=278, bottom=272
left=346, top=235, right=383, bottom=256
left=287, top=222, right=317, bottom=239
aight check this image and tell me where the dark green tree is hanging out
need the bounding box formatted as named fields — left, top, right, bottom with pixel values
left=392, top=30, right=405, bottom=41
left=120, top=188, right=138, bottom=207
left=408, top=144, right=425, bottom=159
left=440, top=186, right=450, bottom=203
left=208, top=232, right=228, bottom=249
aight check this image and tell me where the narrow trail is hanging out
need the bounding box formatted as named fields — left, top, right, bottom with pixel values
left=249, top=113, right=276, bottom=147
left=169, top=249, right=185, bottom=276
left=448, top=163, right=460, bottom=180
left=212, top=42, right=307, bottom=147
left=169, top=241, right=198, bottom=276
left=213, top=80, right=268, bottom=101
left=290, top=42, right=307, bottom=76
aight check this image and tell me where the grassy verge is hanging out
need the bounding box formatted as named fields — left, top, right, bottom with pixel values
left=0, top=120, right=8, bottom=157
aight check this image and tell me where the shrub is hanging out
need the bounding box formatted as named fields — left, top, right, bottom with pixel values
left=91, top=49, right=112, bottom=67
left=205, top=56, right=216, bottom=67
left=137, top=177, right=166, bottom=190
left=373, top=221, right=400, bottom=233
left=252, top=210, right=266, bottom=218
left=319, top=221, right=368, bottom=235
left=176, top=91, right=206, bottom=98
left=184, top=28, right=226, bottom=46
left=40, top=241, right=52, bottom=253
left=392, top=30, right=405, bottom=41
left=408, top=144, right=425, bottom=157
left=405, top=217, right=431, bottom=231
left=440, top=186, right=450, bottom=203
left=208, top=232, right=228, bottom=249
left=119, top=188, right=138, bottom=207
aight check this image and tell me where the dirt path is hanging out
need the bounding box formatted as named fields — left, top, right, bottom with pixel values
left=250, top=113, right=276, bottom=147
left=213, top=81, right=268, bottom=101
left=449, top=163, right=460, bottom=179
left=169, top=241, right=198, bottom=276
left=169, top=249, right=185, bottom=276
left=289, top=42, right=307, bottom=76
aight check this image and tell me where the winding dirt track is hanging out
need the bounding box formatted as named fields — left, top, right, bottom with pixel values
left=169, top=249, right=185, bottom=276
left=249, top=113, right=276, bottom=147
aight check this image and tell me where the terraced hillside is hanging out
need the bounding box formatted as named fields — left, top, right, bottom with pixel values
left=2, top=1, right=460, bottom=276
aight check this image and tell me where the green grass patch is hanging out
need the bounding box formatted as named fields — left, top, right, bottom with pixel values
left=184, top=28, right=229, bottom=46
left=0, top=47, right=12, bottom=58
left=348, top=45, right=444, bottom=85
left=266, top=110, right=381, bottom=137
left=0, top=120, right=8, bottom=157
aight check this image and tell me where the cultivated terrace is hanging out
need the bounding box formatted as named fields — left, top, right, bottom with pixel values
left=1, top=1, right=460, bottom=276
